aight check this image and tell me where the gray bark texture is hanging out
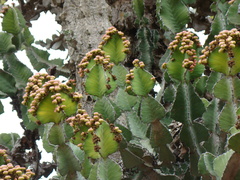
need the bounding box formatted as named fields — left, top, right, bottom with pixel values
left=60, top=0, right=111, bottom=60
left=58, top=0, right=112, bottom=113
left=58, top=0, right=124, bottom=165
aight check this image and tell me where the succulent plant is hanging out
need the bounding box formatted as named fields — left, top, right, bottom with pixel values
left=3, top=1, right=240, bottom=179
left=0, top=149, right=35, bottom=180
left=22, top=73, right=82, bottom=124
left=199, top=28, right=240, bottom=76
left=66, top=111, right=122, bottom=159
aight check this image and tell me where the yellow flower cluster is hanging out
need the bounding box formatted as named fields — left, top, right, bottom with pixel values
left=98, top=26, right=130, bottom=53
left=199, top=28, right=240, bottom=65
left=77, top=49, right=114, bottom=77
left=22, top=73, right=82, bottom=117
left=0, top=149, right=35, bottom=180
left=168, top=31, right=201, bottom=71
left=66, top=111, right=122, bottom=151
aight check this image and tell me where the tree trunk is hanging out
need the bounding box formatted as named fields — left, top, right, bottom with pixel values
left=58, top=0, right=111, bottom=114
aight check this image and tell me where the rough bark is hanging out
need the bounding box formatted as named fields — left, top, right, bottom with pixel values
left=58, top=0, right=112, bottom=114
left=60, top=0, right=111, bottom=59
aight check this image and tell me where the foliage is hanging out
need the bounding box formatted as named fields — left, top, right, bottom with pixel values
left=1, top=0, right=240, bottom=179
left=0, top=149, right=35, bottom=179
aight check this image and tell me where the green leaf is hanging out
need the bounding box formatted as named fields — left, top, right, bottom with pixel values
left=213, top=150, right=234, bottom=179
left=11, top=32, right=23, bottom=50
left=127, top=112, right=148, bottom=139
left=206, top=71, right=221, bottom=93
left=119, top=148, right=143, bottom=168
left=171, top=83, right=205, bottom=123
left=71, top=129, right=87, bottom=146
left=4, top=53, right=33, bottom=88
left=163, top=84, right=176, bottom=103
left=2, top=7, right=26, bottom=35
left=48, top=124, right=66, bottom=145
left=0, top=101, right=3, bottom=115
left=26, top=46, right=68, bottom=77
left=139, top=139, right=154, bottom=154
left=98, top=158, right=122, bottom=180
left=110, top=100, right=122, bottom=120
left=227, top=0, right=240, bottom=25
left=83, top=133, right=101, bottom=159
left=133, top=0, right=144, bottom=19
left=88, top=163, right=98, bottom=180
left=116, top=124, right=132, bottom=142
left=36, top=94, right=65, bottom=124
left=150, top=120, right=174, bottom=164
left=216, top=1, right=231, bottom=14
left=23, top=27, right=34, bottom=46
left=181, top=122, right=209, bottom=151
left=214, top=77, right=231, bottom=101
left=219, top=102, right=237, bottom=132
left=85, top=65, right=107, bottom=97
left=36, top=93, right=78, bottom=124
left=50, top=58, right=64, bottom=67
left=61, top=93, right=78, bottom=116
left=0, top=32, right=15, bottom=54
left=112, top=64, right=128, bottom=87
left=0, top=69, right=17, bottom=95
left=63, top=122, right=74, bottom=140
left=115, top=88, right=138, bottom=111
left=228, top=132, right=240, bottom=153
left=0, top=155, right=5, bottom=166
left=1, top=7, right=29, bottom=50
left=188, top=63, right=204, bottom=80
left=166, top=49, right=185, bottom=81
left=137, top=28, right=154, bottom=71
left=21, top=105, right=39, bottom=130
left=26, top=46, right=49, bottom=71
left=205, top=12, right=226, bottom=45
left=0, top=133, right=19, bottom=150
left=156, top=0, right=189, bottom=33
left=171, top=83, right=207, bottom=173
left=230, top=46, right=240, bottom=75
left=68, top=143, right=85, bottom=163
left=105, top=71, right=117, bottom=94
left=182, top=0, right=196, bottom=4
left=202, top=99, right=219, bottom=153
left=208, top=48, right=229, bottom=75
left=131, top=68, right=155, bottom=96
left=81, top=157, right=92, bottom=179
left=26, top=46, right=65, bottom=72
left=97, top=121, right=119, bottom=158
left=233, top=77, right=240, bottom=99
left=94, top=97, right=116, bottom=122
left=102, top=34, right=126, bottom=64
left=42, top=124, right=55, bottom=153
left=56, top=144, right=81, bottom=176
left=159, top=49, right=171, bottom=67
left=140, top=95, right=165, bottom=123
left=229, top=126, right=240, bottom=135
left=198, top=152, right=216, bottom=176
left=65, top=171, right=86, bottom=180
left=194, top=76, right=207, bottom=97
